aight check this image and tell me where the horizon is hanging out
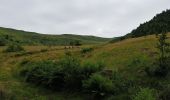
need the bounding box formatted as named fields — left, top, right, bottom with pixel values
left=0, top=0, right=170, bottom=38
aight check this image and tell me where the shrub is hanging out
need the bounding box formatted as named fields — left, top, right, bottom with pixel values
left=0, top=38, right=6, bottom=46
left=152, top=32, right=170, bottom=77
left=4, top=44, right=24, bottom=52
left=159, top=86, right=170, bottom=100
left=110, top=72, right=134, bottom=95
left=20, top=55, right=83, bottom=90
left=80, top=61, right=104, bottom=79
left=81, top=47, right=93, bottom=54
left=20, top=60, right=65, bottom=90
left=83, top=73, right=113, bottom=97
left=0, top=87, right=15, bottom=100
left=59, top=55, right=82, bottom=90
left=133, top=88, right=157, bottom=100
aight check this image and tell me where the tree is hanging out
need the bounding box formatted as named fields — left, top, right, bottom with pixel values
left=154, top=27, right=170, bottom=77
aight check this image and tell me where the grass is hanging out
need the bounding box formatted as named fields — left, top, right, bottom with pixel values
left=0, top=33, right=169, bottom=99
left=0, top=27, right=111, bottom=46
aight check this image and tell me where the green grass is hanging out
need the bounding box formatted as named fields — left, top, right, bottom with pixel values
left=0, top=33, right=169, bottom=99
left=0, top=27, right=111, bottom=46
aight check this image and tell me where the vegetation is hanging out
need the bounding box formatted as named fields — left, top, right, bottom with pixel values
left=4, top=43, right=24, bottom=52
left=81, top=47, right=94, bottom=54
left=0, top=9, right=170, bottom=100
left=110, top=9, right=170, bottom=43
left=0, top=27, right=111, bottom=46
left=129, top=9, right=170, bottom=38
left=145, top=32, right=170, bottom=77
left=133, top=88, right=157, bottom=100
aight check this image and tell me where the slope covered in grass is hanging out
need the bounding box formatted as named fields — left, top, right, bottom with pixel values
left=0, top=33, right=169, bottom=99
left=0, top=27, right=111, bottom=46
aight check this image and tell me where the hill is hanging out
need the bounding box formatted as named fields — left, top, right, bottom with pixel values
left=128, top=9, right=170, bottom=38
left=0, top=33, right=169, bottom=99
left=110, top=9, right=170, bottom=43
left=0, top=27, right=111, bottom=46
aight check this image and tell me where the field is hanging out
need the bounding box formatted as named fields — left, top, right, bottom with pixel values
left=0, top=33, right=170, bottom=100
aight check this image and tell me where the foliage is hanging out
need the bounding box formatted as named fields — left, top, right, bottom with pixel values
left=110, top=9, right=170, bottom=42
left=80, top=61, right=104, bottom=79
left=0, top=37, right=6, bottom=46
left=159, top=85, right=170, bottom=100
left=58, top=55, right=82, bottom=89
left=0, top=27, right=110, bottom=46
left=133, top=88, right=157, bottom=100
left=129, top=9, right=170, bottom=38
left=69, top=40, right=82, bottom=46
left=20, top=61, right=63, bottom=89
left=21, top=55, right=83, bottom=90
left=145, top=32, right=170, bottom=77
left=83, top=73, right=113, bottom=97
left=81, top=47, right=93, bottom=54
left=4, top=44, right=24, bottom=52
left=0, top=87, right=15, bottom=100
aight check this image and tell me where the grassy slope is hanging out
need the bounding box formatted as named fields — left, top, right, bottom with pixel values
left=0, top=27, right=111, bottom=45
left=0, top=33, right=169, bottom=99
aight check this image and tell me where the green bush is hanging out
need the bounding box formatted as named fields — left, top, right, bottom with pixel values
left=109, top=72, right=134, bottom=95
left=59, top=55, right=82, bottom=90
left=20, top=55, right=83, bottom=90
left=20, top=60, right=65, bottom=90
left=80, top=61, right=104, bottom=79
left=0, top=38, right=6, bottom=46
left=4, top=44, right=24, bottom=52
left=83, top=73, right=113, bottom=97
left=159, top=86, right=170, bottom=100
left=81, top=47, right=93, bottom=54
left=0, top=88, right=15, bottom=100
left=133, top=88, right=157, bottom=100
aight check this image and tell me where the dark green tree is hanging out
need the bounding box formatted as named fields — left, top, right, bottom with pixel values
left=154, top=29, right=170, bottom=77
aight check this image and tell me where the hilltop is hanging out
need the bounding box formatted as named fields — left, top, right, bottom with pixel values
left=0, top=27, right=111, bottom=46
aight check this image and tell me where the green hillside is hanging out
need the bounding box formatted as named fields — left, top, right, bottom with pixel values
left=110, top=9, right=170, bottom=43
left=128, top=9, right=170, bottom=38
left=0, top=27, right=111, bottom=46
left=0, top=33, right=169, bottom=100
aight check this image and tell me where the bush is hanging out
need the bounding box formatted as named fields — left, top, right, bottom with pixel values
left=20, top=55, right=83, bottom=90
left=4, top=44, right=24, bottom=52
left=0, top=87, right=15, bottom=100
left=159, top=86, right=170, bottom=100
left=83, top=73, right=113, bottom=97
left=20, top=60, right=65, bottom=90
left=80, top=61, right=104, bottom=79
left=59, top=55, right=82, bottom=90
left=133, top=88, right=157, bottom=100
left=81, top=47, right=93, bottom=54
left=145, top=64, right=169, bottom=77
left=0, top=38, right=6, bottom=46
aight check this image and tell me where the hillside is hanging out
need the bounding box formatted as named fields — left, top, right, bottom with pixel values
left=0, top=33, right=169, bottom=99
left=110, top=9, right=170, bottom=43
left=128, top=9, right=170, bottom=37
left=0, top=27, right=111, bottom=46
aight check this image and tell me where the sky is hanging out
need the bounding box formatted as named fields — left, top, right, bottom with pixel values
left=0, top=0, right=170, bottom=38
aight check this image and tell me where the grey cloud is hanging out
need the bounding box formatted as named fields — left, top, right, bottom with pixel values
left=0, top=0, right=170, bottom=37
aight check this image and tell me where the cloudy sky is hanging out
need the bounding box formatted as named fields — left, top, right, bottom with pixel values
left=0, top=0, right=170, bottom=38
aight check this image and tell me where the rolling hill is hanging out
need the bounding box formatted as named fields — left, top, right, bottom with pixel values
left=0, top=27, right=111, bottom=46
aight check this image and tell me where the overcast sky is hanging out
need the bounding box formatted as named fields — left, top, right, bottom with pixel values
left=0, top=0, right=170, bottom=38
